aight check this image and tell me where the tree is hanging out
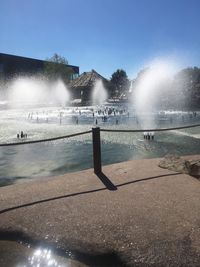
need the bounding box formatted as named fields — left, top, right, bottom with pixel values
left=109, top=69, right=130, bottom=98
left=44, top=53, right=74, bottom=84
left=173, top=67, right=200, bottom=108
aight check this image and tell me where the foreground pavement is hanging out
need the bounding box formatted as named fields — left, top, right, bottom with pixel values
left=0, top=156, right=200, bottom=266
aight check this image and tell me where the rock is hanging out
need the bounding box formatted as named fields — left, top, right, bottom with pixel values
left=187, top=161, right=200, bottom=178
left=159, top=154, right=190, bottom=174
left=159, top=154, right=200, bottom=177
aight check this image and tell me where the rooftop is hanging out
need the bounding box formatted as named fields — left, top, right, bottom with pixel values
left=69, top=69, right=108, bottom=89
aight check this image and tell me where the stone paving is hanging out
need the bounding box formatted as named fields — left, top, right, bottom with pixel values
left=0, top=156, right=200, bottom=266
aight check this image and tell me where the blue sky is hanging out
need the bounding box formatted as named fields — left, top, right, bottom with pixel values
left=1, top=0, right=200, bottom=79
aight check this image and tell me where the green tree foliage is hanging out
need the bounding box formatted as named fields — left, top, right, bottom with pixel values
left=109, top=69, right=130, bottom=98
left=44, top=53, right=73, bottom=84
left=174, top=67, right=200, bottom=108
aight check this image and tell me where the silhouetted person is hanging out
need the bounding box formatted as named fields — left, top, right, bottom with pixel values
left=150, top=132, right=154, bottom=140
left=116, top=119, right=119, bottom=125
left=21, top=131, right=24, bottom=138
left=96, top=119, right=98, bottom=125
left=17, top=134, right=19, bottom=139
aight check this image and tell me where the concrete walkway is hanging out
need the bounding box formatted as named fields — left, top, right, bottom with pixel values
left=0, top=156, right=200, bottom=266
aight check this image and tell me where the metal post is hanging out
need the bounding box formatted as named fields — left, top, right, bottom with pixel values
left=92, top=127, right=102, bottom=174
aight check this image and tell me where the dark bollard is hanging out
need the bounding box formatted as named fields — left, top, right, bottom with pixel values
left=92, top=127, right=102, bottom=174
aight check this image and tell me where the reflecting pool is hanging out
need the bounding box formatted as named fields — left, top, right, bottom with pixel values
left=0, top=105, right=200, bottom=186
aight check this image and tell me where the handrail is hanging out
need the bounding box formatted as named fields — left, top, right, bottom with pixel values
left=0, top=123, right=200, bottom=147
left=100, top=123, right=200, bottom=133
left=0, top=123, right=200, bottom=174
left=0, top=130, right=92, bottom=147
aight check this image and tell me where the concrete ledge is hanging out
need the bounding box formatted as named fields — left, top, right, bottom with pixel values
left=0, top=156, right=200, bottom=266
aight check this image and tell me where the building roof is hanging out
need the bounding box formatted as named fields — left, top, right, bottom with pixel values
left=0, top=53, right=79, bottom=76
left=69, top=69, right=108, bottom=89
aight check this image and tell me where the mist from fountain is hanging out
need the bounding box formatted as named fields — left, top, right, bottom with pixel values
left=92, top=79, right=108, bottom=106
left=133, top=59, right=180, bottom=129
left=3, top=76, right=70, bottom=108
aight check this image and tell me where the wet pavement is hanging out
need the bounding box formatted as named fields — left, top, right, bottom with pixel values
left=0, top=156, right=200, bottom=266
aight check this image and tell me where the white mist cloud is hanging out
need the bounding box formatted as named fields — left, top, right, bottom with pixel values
left=92, top=79, right=108, bottom=105
left=133, top=57, right=180, bottom=129
left=7, top=76, right=70, bottom=108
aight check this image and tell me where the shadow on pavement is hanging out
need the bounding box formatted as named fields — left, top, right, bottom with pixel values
left=0, top=230, right=128, bottom=267
left=0, top=172, right=181, bottom=215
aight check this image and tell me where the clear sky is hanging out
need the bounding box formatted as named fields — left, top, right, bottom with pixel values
left=1, top=0, right=200, bottom=79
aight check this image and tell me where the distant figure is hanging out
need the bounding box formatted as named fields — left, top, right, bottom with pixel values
left=76, top=117, right=79, bottom=124
left=21, top=131, right=24, bottom=138
left=116, top=119, right=119, bottom=125
left=17, top=134, right=19, bottom=139
left=96, top=119, right=98, bottom=125
left=150, top=132, right=154, bottom=140
left=103, top=116, right=107, bottom=122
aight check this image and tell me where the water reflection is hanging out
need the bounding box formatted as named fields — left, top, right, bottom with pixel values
left=17, top=247, right=68, bottom=267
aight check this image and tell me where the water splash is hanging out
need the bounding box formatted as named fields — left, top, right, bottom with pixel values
left=92, top=79, right=108, bottom=105
left=52, top=79, right=71, bottom=107
left=5, top=76, right=70, bottom=108
left=133, top=59, right=178, bottom=129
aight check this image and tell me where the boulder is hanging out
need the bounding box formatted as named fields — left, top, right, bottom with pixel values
left=187, top=161, right=200, bottom=178
left=159, top=154, right=200, bottom=178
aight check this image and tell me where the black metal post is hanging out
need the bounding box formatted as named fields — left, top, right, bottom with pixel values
left=92, top=127, right=102, bottom=174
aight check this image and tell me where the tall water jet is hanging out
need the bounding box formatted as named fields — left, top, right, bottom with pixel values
left=92, top=79, right=108, bottom=105
left=133, top=59, right=178, bottom=129
left=51, top=79, right=71, bottom=106
left=6, top=76, right=70, bottom=108
left=8, top=76, right=48, bottom=107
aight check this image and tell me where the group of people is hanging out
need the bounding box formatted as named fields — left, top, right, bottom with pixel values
left=17, top=131, right=28, bottom=139
left=95, top=107, right=129, bottom=117
left=143, top=132, right=155, bottom=140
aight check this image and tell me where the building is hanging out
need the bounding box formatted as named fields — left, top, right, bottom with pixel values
left=69, top=69, right=108, bottom=103
left=0, top=53, right=79, bottom=81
